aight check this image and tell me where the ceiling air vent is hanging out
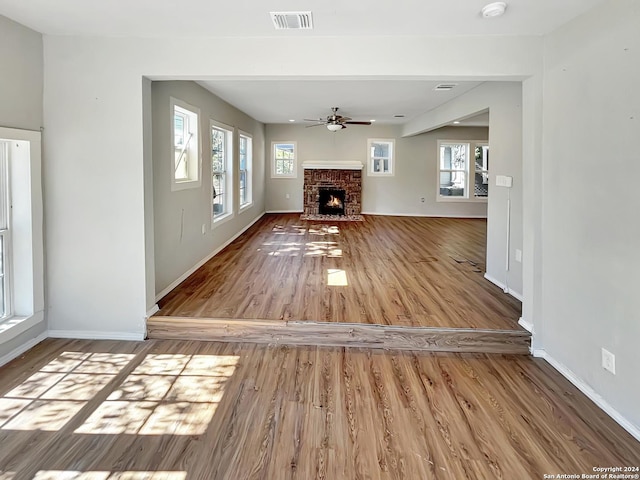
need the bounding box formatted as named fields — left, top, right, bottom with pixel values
left=434, top=83, right=458, bottom=91
left=270, top=12, right=314, bottom=30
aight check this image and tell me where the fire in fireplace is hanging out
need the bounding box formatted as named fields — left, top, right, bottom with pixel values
left=319, top=189, right=346, bottom=215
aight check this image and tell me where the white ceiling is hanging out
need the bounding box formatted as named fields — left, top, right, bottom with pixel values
left=197, top=79, right=484, bottom=125
left=0, top=0, right=607, bottom=37
left=0, top=0, right=606, bottom=127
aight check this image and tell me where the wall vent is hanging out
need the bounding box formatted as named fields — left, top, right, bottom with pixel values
left=434, top=83, right=458, bottom=91
left=270, top=12, right=314, bottom=30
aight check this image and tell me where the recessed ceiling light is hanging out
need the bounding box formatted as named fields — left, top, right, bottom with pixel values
left=289, top=119, right=295, bottom=122
left=393, top=114, right=405, bottom=118
left=370, top=119, right=376, bottom=122
left=453, top=121, right=461, bottom=124
left=482, top=2, right=507, bottom=18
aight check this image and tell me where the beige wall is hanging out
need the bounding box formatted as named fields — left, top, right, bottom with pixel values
left=0, top=15, right=42, bottom=130
left=539, top=0, right=640, bottom=432
left=265, top=123, right=489, bottom=218
left=152, top=81, right=266, bottom=295
left=0, top=17, right=45, bottom=362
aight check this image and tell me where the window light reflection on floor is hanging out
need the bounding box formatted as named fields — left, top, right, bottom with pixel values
left=33, top=471, right=187, bottom=479
left=327, top=269, right=349, bottom=286
left=75, top=354, right=239, bottom=436
left=0, top=352, right=135, bottom=432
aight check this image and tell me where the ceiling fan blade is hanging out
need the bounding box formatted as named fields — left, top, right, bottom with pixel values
left=338, top=116, right=352, bottom=122
left=343, top=121, right=372, bottom=125
left=305, top=123, right=326, bottom=128
left=304, top=118, right=324, bottom=122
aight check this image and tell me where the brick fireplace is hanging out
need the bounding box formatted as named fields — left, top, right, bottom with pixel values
left=302, top=161, right=363, bottom=216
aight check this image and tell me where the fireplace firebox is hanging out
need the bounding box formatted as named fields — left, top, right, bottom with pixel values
left=319, top=189, right=346, bottom=216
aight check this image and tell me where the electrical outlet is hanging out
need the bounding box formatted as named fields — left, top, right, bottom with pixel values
left=420, top=197, right=425, bottom=203
left=601, top=348, right=616, bottom=374
left=285, top=193, right=290, bottom=199
left=515, top=249, right=522, bottom=262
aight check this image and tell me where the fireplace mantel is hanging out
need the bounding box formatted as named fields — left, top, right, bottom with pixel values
left=302, top=161, right=363, bottom=171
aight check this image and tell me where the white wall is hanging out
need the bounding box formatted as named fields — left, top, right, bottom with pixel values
left=152, top=81, right=265, bottom=295
left=41, top=34, right=541, bottom=340
left=0, top=15, right=42, bottom=131
left=403, top=82, right=524, bottom=298
left=539, top=0, right=640, bottom=431
left=265, top=123, right=488, bottom=218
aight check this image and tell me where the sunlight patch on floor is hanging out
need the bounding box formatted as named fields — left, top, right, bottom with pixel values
left=0, top=352, right=135, bottom=431
left=327, top=269, right=349, bottom=286
left=75, top=354, right=239, bottom=436
left=33, top=471, right=187, bottom=479
left=306, top=241, right=342, bottom=257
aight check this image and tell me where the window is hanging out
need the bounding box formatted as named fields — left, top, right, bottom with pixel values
left=0, top=142, right=10, bottom=319
left=211, top=121, right=233, bottom=222
left=437, top=140, right=489, bottom=201
left=272, top=142, right=296, bottom=178
left=239, top=132, right=252, bottom=209
left=367, top=139, right=395, bottom=175
left=171, top=98, right=200, bottom=191
left=474, top=144, right=489, bottom=198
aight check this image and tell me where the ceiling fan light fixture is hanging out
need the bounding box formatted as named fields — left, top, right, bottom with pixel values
left=327, top=124, right=343, bottom=132
left=482, top=2, right=507, bottom=18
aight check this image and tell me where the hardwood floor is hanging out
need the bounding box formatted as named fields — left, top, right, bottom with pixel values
left=148, top=318, right=532, bottom=354
left=0, top=339, right=637, bottom=479
left=157, top=214, right=522, bottom=331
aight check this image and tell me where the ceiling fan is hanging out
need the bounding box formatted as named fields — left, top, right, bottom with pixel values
left=304, top=107, right=372, bottom=131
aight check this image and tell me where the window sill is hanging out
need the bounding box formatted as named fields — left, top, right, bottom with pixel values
left=271, top=174, right=297, bottom=179
left=239, top=202, right=253, bottom=213
left=368, top=172, right=394, bottom=177
left=0, top=311, right=44, bottom=345
left=436, top=196, right=489, bottom=203
left=212, top=211, right=234, bottom=228
left=171, top=179, right=201, bottom=192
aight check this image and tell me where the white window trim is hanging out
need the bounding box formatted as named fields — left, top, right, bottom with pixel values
left=170, top=97, right=201, bottom=192
left=210, top=119, right=234, bottom=227
left=0, top=127, right=45, bottom=347
left=0, top=142, right=12, bottom=321
left=436, top=139, right=489, bottom=203
left=238, top=130, right=253, bottom=212
left=271, top=141, right=297, bottom=178
left=367, top=138, right=395, bottom=176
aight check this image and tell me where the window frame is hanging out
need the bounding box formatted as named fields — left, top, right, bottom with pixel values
left=271, top=141, right=297, bottom=178
left=210, top=119, right=234, bottom=226
left=238, top=131, right=253, bottom=211
left=170, top=97, right=201, bottom=191
left=474, top=142, right=490, bottom=199
left=367, top=138, right=395, bottom=176
left=436, top=139, right=489, bottom=203
left=0, top=142, right=11, bottom=321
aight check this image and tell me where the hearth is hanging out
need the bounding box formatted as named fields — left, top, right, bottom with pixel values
left=319, top=189, right=346, bottom=216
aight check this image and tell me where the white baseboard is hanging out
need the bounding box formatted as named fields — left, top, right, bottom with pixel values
left=483, top=273, right=523, bottom=301
left=155, top=212, right=265, bottom=302
left=0, top=331, right=48, bottom=367
left=48, top=330, right=145, bottom=342
left=361, top=211, right=487, bottom=219
left=533, top=349, right=640, bottom=442
left=146, top=304, right=159, bottom=318
left=265, top=210, right=303, bottom=214
left=518, top=317, right=533, bottom=333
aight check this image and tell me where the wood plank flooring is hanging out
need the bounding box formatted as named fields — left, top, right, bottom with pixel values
left=157, top=214, right=522, bottom=331
left=0, top=339, right=638, bottom=479
left=148, top=317, right=531, bottom=354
